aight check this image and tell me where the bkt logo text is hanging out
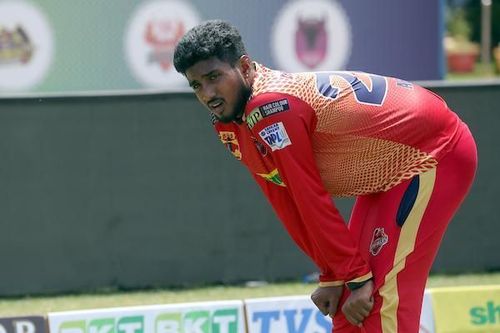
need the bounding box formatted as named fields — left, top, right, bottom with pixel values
left=58, top=309, right=239, bottom=333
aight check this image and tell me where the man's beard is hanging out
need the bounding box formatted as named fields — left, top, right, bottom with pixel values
left=218, top=79, right=252, bottom=124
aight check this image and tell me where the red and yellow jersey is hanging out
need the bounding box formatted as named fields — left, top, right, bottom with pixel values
left=214, top=63, right=462, bottom=288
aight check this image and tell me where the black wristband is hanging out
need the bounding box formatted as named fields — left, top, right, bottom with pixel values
left=346, top=277, right=373, bottom=291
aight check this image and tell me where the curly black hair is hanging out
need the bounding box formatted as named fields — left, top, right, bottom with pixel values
left=173, top=20, right=247, bottom=74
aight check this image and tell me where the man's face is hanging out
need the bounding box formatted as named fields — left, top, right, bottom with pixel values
left=185, top=57, right=251, bottom=123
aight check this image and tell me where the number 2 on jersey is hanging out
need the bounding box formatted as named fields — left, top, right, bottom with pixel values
left=315, top=71, right=388, bottom=106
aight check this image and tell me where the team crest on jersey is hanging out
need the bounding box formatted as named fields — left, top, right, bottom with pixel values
left=246, top=99, right=290, bottom=129
left=219, top=131, right=242, bottom=160
left=259, top=122, right=292, bottom=151
left=370, top=228, right=389, bottom=256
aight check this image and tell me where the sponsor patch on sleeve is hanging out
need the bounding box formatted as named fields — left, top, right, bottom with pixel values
left=246, top=98, right=289, bottom=129
left=258, top=122, right=292, bottom=151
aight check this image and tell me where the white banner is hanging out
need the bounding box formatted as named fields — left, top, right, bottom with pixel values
left=245, top=291, right=435, bottom=333
left=420, top=291, right=436, bottom=333
left=48, top=300, right=245, bottom=333
left=245, top=295, right=332, bottom=333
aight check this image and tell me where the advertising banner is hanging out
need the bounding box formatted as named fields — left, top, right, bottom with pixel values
left=0, top=0, right=444, bottom=94
left=420, top=291, right=436, bottom=333
left=48, top=300, right=245, bottom=333
left=0, top=1, right=54, bottom=92
left=0, top=316, right=47, bottom=333
left=245, top=295, right=332, bottom=333
left=431, top=285, right=500, bottom=333
left=245, top=292, right=435, bottom=333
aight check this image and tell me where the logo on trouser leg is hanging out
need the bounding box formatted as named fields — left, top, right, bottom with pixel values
left=370, top=227, right=388, bottom=256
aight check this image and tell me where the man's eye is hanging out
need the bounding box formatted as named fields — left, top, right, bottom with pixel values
left=209, top=73, right=219, bottom=80
left=192, top=83, right=200, bottom=90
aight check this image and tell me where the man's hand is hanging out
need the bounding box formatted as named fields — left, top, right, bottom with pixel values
left=311, top=285, right=344, bottom=317
left=342, top=280, right=374, bottom=327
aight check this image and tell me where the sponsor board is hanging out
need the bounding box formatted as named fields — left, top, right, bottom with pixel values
left=0, top=0, right=54, bottom=91
left=271, top=0, right=351, bottom=72
left=430, top=285, right=500, bottom=332
left=0, top=316, right=46, bottom=333
left=124, top=0, right=200, bottom=88
left=420, top=291, right=436, bottom=333
left=245, top=295, right=332, bottom=333
left=245, top=292, right=435, bottom=333
left=48, top=300, right=244, bottom=333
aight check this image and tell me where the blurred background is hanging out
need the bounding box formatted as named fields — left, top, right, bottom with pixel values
left=0, top=0, right=499, bottom=94
left=0, top=0, right=498, bottom=299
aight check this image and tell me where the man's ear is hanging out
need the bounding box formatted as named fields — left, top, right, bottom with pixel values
left=238, top=55, right=252, bottom=77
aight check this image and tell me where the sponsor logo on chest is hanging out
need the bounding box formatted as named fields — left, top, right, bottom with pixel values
left=246, top=98, right=290, bottom=129
left=258, top=122, right=292, bottom=151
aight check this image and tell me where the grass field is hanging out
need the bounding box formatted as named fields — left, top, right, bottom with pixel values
left=1, top=272, right=499, bottom=317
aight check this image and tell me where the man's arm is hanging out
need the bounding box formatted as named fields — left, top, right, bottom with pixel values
left=251, top=173, right=339, bottom=282
left=246, top=92, right=372, bottom=288
left=252, top=173, right=349, bottom=318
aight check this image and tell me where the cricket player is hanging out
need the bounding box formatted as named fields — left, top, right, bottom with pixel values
left=173, top=20, right=477, bottom=332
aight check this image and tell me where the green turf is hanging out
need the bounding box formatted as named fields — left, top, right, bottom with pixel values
left=0, top=272, right=499, bottom=316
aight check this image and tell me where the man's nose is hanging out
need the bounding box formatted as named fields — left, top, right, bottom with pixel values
left=201, top=84, right=217, bottom=103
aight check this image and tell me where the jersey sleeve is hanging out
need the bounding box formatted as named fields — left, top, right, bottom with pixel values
left=246, top=92, right=372, bottom=289
left=251, top=173, right=340, bottom=285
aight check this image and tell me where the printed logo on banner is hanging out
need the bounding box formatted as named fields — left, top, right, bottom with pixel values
left=246, top=294, right=434, bottom=333
left=431, top=286, right=500, bottom=332
left=0, top=316, right=47, bottom=333
left=0, top=26, right=33, bottom=64
left=125, top=0, right=200, bottom=88
left=271, top=0, right=351, bottom=71
left=245, top=296, right=332, bottom=333
left=296, top=18, right=327, bottom=69
left=144, top=20, right=184, bottom=71
left=0, top=1, right=54, bottom=91
left=470, top=301, right=500, bottom=326
left=259, top=122, right=292, bottom=151
left=156, top=309, right=239, bottom=333
left=50, top=306, right=241, bottom=333
left=57, top=316, right=144, bottom=333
